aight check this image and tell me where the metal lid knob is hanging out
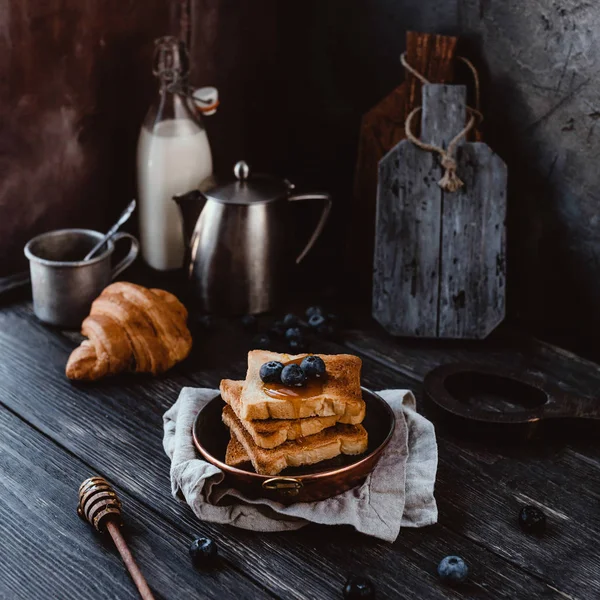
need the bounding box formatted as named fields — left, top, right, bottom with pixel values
left=205, top=161, right=288, bottom=204
left=234, top=161, right=250, bottom=181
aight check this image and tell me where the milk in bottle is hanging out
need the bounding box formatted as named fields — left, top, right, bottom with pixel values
left=137, top=36, right=216, bottom=270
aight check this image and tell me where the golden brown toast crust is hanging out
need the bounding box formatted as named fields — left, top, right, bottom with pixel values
left=225, top=434, right=251, bottom=468
left=222, top=405, right=368, bottom=476
left=239, top=350, right=365, bottom=421
left=221, top=379, right=343, bottom=449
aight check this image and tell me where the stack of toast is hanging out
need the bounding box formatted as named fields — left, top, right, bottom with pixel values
left=220, top=350, right=368, bottom=476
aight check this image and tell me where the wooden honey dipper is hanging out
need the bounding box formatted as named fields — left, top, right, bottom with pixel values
left=78, top=477, right=156, bottom=600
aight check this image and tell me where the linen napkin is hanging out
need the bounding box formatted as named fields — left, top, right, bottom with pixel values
left=163, top=387, right=438, bottom=542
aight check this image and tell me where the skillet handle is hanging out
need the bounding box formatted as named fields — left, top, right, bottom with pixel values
left=546, top=393, right=600, bottom=420
left=262, top=477, right=303, bottom=496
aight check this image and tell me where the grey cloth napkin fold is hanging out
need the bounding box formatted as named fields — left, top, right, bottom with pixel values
left=163, top=387, right=438, bottom=542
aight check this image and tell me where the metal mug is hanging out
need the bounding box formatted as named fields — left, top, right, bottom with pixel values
left=24, top=228, right=139, bottom=328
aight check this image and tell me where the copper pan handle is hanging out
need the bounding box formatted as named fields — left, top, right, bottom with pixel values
left=262, top=477, right=303, bottom=496
left=288, top=193, right=332, bottom=264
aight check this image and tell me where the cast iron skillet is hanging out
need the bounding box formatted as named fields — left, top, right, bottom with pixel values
left=192, top=387, right=396, bottom=504
left=424, top=363, right=600, bottom=437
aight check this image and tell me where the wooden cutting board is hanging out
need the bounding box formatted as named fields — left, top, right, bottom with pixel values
left=373, top=84, right=507, bottom=339
left=348, top=31, right=457, bottom=303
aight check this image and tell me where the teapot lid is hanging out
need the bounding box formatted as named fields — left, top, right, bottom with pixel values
left=203, top=161, right=291, bottom=204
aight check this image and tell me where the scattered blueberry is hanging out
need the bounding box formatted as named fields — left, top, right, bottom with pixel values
left=306, top=305, right=324, bottom=319
left=281, top=363, right=307, bottom=387
left=241, top=314, right=258, bottom=331
left=343, top=575, right=375, bottom=599
left=252, top=333, right=271, bottom=349
left=195, top=314, right=214, bottom=330
left=288, top=338, right=308, bottom=353
left=518, top=506, right=547, bottom=534
left=270, top=320, right=286, bottom=337
left=260, top=361, right=284, bottom=384
left=301, top=355, right=326, bottom=379
left=283, top=313, right=300, bottom=327
left=308, top=313, right=326, bottom=329
left=437, top=556, right=469, bottom=585
left=285, top=327, right=303, bottom=341
left=189, top=536, right=217, bottom=567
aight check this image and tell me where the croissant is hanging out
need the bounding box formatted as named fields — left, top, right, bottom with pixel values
left=66, top=282, right=192, bottom=381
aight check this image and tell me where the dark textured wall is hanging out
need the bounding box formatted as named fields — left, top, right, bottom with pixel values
left=458, top=0, right=600, bottom=352
left=265, top=0, right=600, bottom=352
left=180, top=0, right=457, bottom=301
left=274, top=1, right=461, bottom=299
left=4, top=0, right=599, bottom=352
left=185, top=0, right=460, bottom=299
left=189, top=0, right=459, bottom=180
left=188, top=0, right=280, bottom=173
left=0, top=0, right=173, bottom=275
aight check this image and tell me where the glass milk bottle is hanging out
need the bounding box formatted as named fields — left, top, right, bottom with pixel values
left=137, top=36, right=217, bottom=271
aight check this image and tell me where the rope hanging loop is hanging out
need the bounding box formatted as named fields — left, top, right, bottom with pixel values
left=400, top=52, right=483, bottom=193
left=439, top=156, right=463, bottom=193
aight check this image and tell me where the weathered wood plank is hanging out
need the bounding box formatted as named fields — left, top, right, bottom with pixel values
left=438, top=144, right=507, bottom=338
left=0, top=308, right=584, bottom=598
left=373, top=86, right=466, bottom=337
left=374, top=84, right=507, bottom=339
left=345, top=325, right=600, bottom=492
left=0, top=305, right=571, bottom=600
left=0, top=406, right=271, bottom=600
left=350, top=32, right=457, bottom=302
left=345, top=326, right=528, bottom=386
left=374, top=140, right=440, bottom=336
left=421, top=84, right=467, bottom=148
left=322, top=333, right=600, bottom=500
left=345, top=325, right=600, bottom=399
left=354, top=356, right=600, bottom=599
left=345, top=325, right=600, bottom=499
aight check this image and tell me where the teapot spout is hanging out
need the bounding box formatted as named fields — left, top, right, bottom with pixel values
left=173, top=189, right=206, bottom=245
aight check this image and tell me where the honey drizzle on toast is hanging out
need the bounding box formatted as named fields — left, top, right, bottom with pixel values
left=262, top=357, right=325, bottom=417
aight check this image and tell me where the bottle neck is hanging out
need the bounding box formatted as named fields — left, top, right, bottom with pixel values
left=158, top=71, right=189, bottom=95
left=146, top=36, right=202, bottom=131
left=145, top=79, right=203, bottom=131
left=152, top=36, right=190, bottom=93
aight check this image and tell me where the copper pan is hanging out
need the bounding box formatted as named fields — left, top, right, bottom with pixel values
left=192, top=387, right=397, bottom=504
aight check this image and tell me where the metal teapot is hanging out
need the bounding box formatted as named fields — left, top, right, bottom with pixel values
left=174, top=161, right=332, bottom=314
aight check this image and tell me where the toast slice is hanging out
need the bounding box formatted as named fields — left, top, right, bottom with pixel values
left=238, top=350, right=365, bottom=421
left=225, top=433, right=251, bottom=469
left=221, top=379, right=345, bottom=449
left=222, top=405, right=368, bottom=476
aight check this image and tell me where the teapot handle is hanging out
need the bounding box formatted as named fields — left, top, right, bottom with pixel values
left=288, top=193, right=332, bottom=264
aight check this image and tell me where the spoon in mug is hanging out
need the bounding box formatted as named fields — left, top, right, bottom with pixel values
left=0, top=200, right=137, bottom=298
left=84, top=199, right=137, bottom=261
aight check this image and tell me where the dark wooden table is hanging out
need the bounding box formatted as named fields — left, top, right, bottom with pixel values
left=1, top=297, right=600, bottom=599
